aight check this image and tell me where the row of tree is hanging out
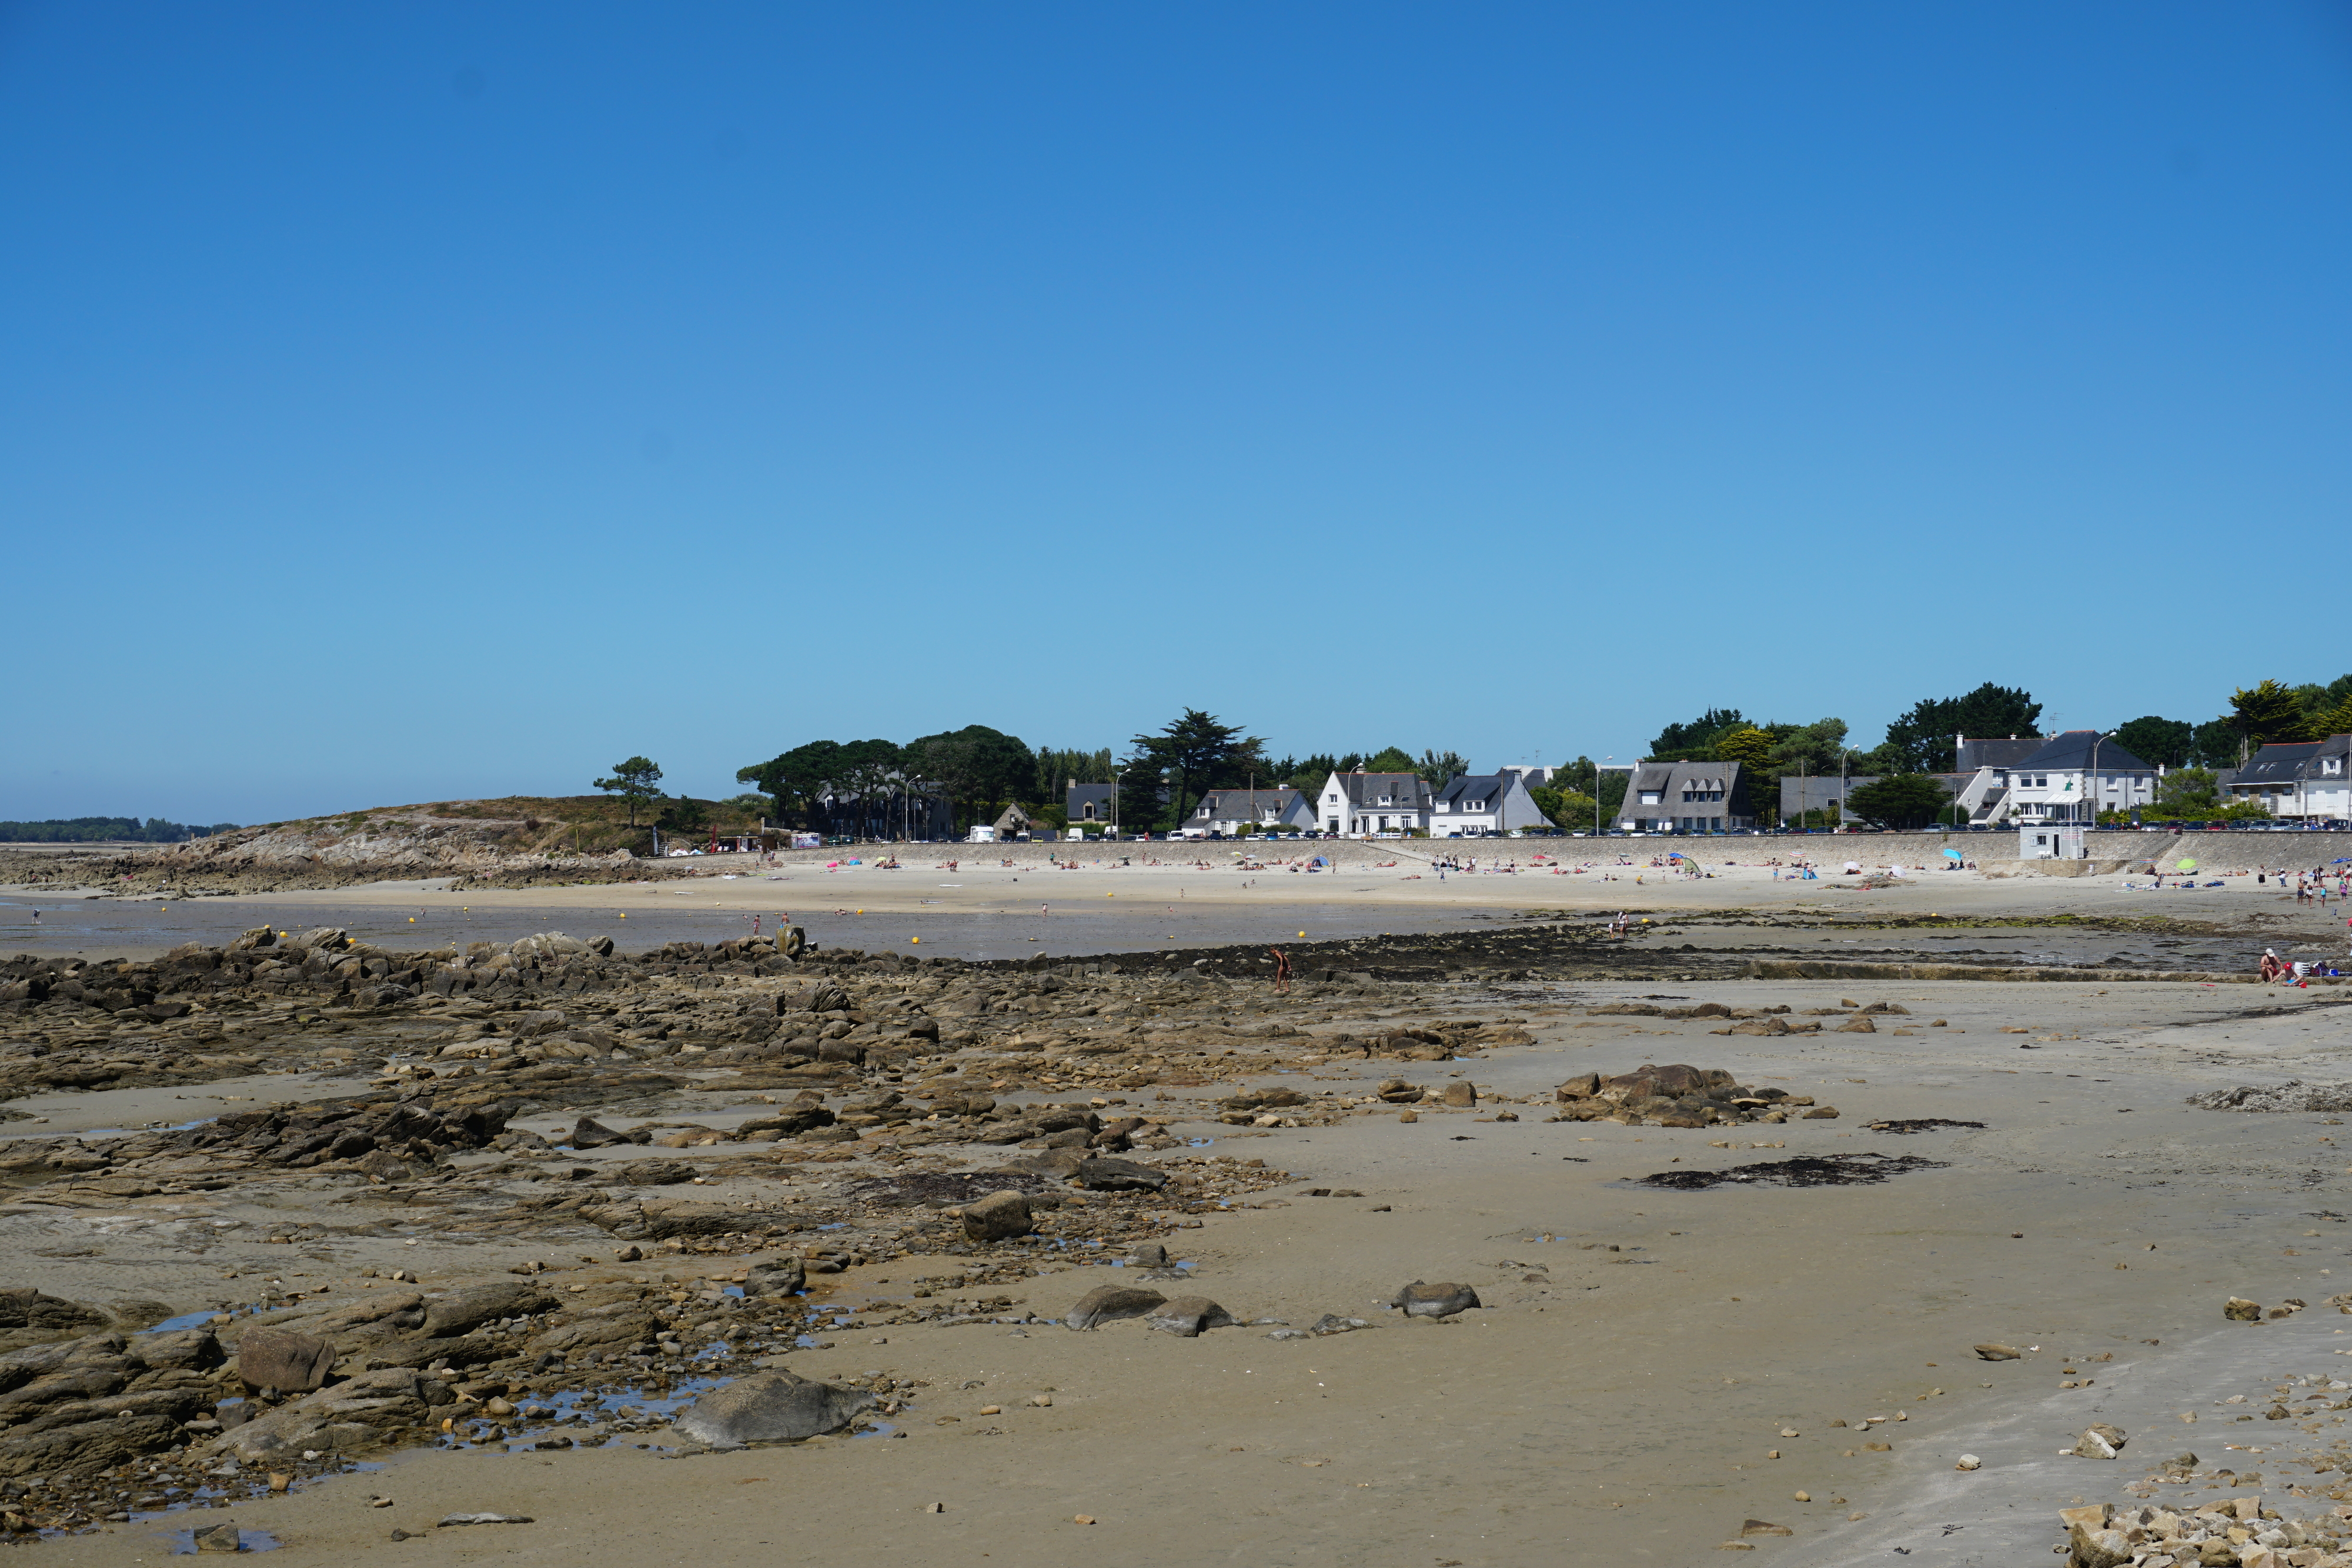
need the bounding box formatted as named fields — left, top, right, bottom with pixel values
left=604, top=675, right=2352, bottom=844
left=0, top=817, right=240, bottom=844
left=722, top=717, right=1502, bottom=837
left=1626, top=674, right=2352, bottom=829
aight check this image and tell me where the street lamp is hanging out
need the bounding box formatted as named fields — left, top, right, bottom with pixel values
left=2085, top=730, right=2116, bottom=830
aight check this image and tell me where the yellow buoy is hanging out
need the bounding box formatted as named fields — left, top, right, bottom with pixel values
left=910, top=937, right=919, bottom=944
left=1298, top=931, right=1307, bottom=938
left=857, top=909, right=864, bottom=915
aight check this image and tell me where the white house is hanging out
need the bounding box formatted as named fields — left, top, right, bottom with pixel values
left=1318, top=770, right=1433, bottom=837
left=2003, top=731, right=2156, bottom=824
left=1182, top=787, right=1317, bottom=835
left=2226, top=735, right=2352, bottom=822
left=1430, top=772, right=1546, bottom=835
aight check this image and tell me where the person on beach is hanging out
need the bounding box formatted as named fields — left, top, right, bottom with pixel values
left=1271, top=947, right=1292, bottom=994
left=2260, top=949, right=2287, bottom=982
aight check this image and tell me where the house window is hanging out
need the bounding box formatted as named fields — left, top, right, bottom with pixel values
left=1378, top=795, right=1392, bottom=805
left=1468, top=799, right=1484, bottom=811
left=1640, top=791, right=1659, bottom=805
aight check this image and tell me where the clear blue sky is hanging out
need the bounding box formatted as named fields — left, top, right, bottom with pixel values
left=6, top=2, right=2348, bottom=823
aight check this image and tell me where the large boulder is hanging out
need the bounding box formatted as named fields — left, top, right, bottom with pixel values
left=671, top=1370, right=869, bottom=1447
left=743, top=1259, right=806, bottom=1297
left=1144, top=1297, right=1237, bottom=1338
left=569, top=1116, right=633, bottom=1149
left=1065, top=1286, right=1167, bottom=1331
left=1389, top=1281, right=1481, bottom=1319
left=235, top=1330, right=335, bottom=1392
left=960, top=1191, right=1034, bottom=1242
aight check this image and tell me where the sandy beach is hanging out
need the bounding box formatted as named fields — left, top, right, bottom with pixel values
left=3, top=853, right=2351, bottom=1566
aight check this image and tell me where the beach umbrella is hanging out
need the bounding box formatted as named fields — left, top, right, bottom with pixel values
left=1942, top=848, right=1963, bottom=860
left=2175, top=858, right=2198, bottom=871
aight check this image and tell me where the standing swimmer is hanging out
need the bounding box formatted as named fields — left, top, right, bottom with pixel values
left=1271, top=947, right=1292, bottom=995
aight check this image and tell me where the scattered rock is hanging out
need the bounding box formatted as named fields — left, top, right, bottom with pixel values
left=2224, top=1297, right=2263, bottom=1322
left=2070, top=1423, right=2125, bottom=1459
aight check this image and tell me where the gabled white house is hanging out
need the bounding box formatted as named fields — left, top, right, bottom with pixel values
left=2004, top=731, right=2156, bottom=823
left=1317, top=771, right=1432, bottom=837
left=1430, top=772, right=1545, bottom=835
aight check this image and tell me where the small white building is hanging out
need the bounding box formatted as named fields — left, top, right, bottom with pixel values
left=1317, top=770, right=1433, bottom=837
left=2019, top=825, right=2086, bottom=860
left=1430, top=772, right=1546, bottom=835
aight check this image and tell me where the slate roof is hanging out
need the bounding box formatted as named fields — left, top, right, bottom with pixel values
left=1327, top=773, right=1432, bottom=808
left=1194, top=788, right=1306, bottom=819
left=1434, top=774, right=1512, bottom=810
left=2014, top=730, right=2151, bottom=773
left=1955, top=737, right=2044, bottom=772
left=2232, top=735, right=2351, bottom=787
